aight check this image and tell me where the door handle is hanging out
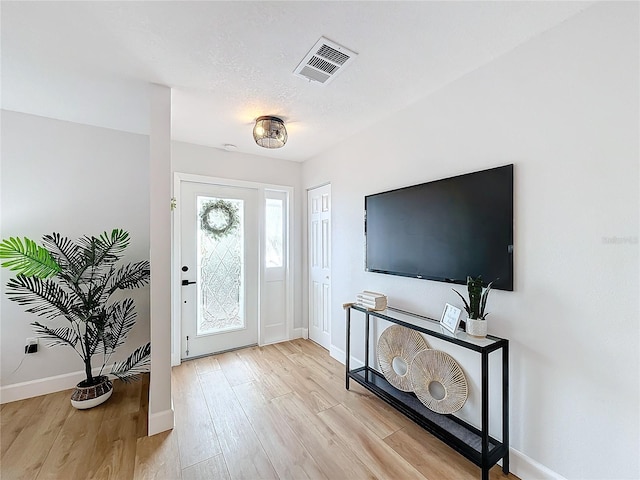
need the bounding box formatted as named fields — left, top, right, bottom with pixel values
left=181, top=280, right=196, bottom=286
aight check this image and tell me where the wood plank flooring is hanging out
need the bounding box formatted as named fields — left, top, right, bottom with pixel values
left=1, top=375, right=149, bottom=480
left=1, top=339, right=519, bottom=480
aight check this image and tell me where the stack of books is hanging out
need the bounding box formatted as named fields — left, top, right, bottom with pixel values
left=356, top=291, right=387, bottom=311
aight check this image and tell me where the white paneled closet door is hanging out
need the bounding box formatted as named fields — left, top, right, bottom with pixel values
left=308, top=184, right=331, bottom=350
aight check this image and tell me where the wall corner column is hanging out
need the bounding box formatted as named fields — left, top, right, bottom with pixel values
left=148, top=83, right=174, bottom=435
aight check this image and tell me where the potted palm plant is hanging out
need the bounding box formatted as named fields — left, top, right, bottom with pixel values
left=0, top=229, right=151, bottom=409
left=453, top=276, right=494, bottom=338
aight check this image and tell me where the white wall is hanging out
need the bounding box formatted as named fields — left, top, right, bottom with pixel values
left=302, top=3, right=639, bottom=479
left=0, top=111, right=150, bottom=391
left=171, top=141, right=304, bottom=330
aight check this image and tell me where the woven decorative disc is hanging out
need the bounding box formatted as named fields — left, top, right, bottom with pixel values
left=377, top=325, right=429, bottom=392
left=410, top=349, right=468, bottom=414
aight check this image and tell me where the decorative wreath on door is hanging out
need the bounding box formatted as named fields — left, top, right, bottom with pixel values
left=200, top=200, right=240, bottom=240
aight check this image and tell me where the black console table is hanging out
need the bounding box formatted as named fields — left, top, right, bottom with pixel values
left=344, top=304, right=509, bottom=480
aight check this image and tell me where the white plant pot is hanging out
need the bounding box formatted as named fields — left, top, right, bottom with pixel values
left=70, top=375, right=113, bottom=409
left=466, top=318, right=488, bottom=338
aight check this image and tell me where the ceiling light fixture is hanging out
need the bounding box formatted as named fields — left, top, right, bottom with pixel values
left=253, top=116, right=287, bottom=149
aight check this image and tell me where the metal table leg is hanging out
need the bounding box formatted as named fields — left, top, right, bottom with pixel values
left=365, top=312, right=370, bottom=373
left=503, top=341, right=510, bottom=474
left=345, top=307, right=351, bottom=390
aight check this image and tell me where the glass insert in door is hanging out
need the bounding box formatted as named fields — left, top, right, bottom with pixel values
left=265, top=198, right=284, bottom=268
left=197, top=196, right=245, bottom=335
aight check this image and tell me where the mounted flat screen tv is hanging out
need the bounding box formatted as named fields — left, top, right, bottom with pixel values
left=365, top=164, right=514, bottom=291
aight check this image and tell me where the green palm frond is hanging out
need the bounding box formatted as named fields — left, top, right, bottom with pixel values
left=32, top=322, right=79, bottom=348
left=79, top=229, right=130, bottom=268
left=42, top=233, right=83, bottom=275
left=0, top=237, right=61, bottom=278
left=6, top=276, right=79, bottom=320
left=107, top=261, right=150, bottom=294
left=103, top=298, right=137, bottom=352
left=110, top=343, right=151, bottom=383
left=86, top=322, right=105, bottom=356
left=84, top=268, right=115, bottom=310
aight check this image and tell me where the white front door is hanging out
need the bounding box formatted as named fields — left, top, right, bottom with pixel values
left=180, top=181, right=259, bottom=359
left=308, top=184, right=331, bottom=349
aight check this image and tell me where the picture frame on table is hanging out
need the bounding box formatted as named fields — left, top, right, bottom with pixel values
left=440, top=303, right=462, bottom=334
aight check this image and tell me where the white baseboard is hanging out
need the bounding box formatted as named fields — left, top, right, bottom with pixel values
left=0, top=366, right=112, bottom=404
left=148, top=407, right=175, bottom=436
left=509, top=447, right=566, bottom=480
left=329, top=344, right=364, bottom=369
left=292, top=327, right=308, bottom=339
left=1, top=365, right=174, bottom=437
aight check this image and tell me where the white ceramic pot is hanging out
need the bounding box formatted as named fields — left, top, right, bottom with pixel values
left=466, top=318, right=488, bottom=338
left=70, top=375, right=113, bottom=409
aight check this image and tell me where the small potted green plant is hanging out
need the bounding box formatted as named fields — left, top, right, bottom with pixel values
left=0, top=229, right=151, bottom=409
left=452, top=276, right=494, bottom=338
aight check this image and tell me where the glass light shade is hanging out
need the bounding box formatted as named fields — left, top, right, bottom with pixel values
left=253, top=116, right=287, bottom=149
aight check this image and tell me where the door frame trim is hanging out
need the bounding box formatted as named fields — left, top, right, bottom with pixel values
left=172, top=172, right=294, bottom=366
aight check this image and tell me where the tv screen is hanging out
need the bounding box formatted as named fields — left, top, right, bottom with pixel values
left=365, top=164, right=513, bottom=291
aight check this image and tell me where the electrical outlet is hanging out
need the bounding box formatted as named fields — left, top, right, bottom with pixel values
left=25, top=337, right=38, bottom=354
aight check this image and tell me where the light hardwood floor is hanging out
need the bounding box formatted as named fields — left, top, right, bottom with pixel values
left=1, top=339, right=518, bottom=479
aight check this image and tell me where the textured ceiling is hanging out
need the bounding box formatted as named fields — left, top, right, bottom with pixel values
left=1, top=1, right=592, bottom=162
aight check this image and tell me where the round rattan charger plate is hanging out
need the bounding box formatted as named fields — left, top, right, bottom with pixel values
left=377, top=325, right=429, bottom=392
left=410, top=349, right=468, bottom=414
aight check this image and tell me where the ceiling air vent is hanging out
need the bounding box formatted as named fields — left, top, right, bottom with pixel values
left=294, top=37, right=358, bottom=85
